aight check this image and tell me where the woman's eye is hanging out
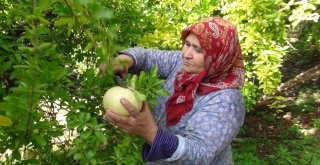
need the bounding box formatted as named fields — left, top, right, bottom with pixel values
left=195, top=49, right=203, bottom=53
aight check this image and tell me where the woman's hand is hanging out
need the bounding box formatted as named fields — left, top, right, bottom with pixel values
left=104, top=99, right=158, bottom=145
left=98, top=54, right=134, bottom=77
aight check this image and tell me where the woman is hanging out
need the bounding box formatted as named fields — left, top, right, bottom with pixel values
left=101, top=17, right=245, bottom=164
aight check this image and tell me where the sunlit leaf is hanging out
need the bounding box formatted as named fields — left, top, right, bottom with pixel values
left=55, top=17, right=73, bottom=26
left=0, top=115, right=13, bottom=126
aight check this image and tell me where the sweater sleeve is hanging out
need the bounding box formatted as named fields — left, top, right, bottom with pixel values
left=141, top=128, right=179, bottom=161
left=118, top=47, right=181, bottom=78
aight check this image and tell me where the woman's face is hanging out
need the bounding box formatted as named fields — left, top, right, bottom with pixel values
left=181, top=33, right=206, bottom=74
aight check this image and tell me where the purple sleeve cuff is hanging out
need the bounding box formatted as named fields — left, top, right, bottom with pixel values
left=141, top=128, right=179, bottom=162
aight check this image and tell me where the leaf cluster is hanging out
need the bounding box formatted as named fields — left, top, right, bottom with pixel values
left=127, top=65, right=170, bottom=107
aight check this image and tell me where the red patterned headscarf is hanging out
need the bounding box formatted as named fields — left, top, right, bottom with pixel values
left=166, top=17, right=245, bottom=126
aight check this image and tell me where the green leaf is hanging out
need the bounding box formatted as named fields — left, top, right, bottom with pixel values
left=90, top=158, right=97, bottom=165
left=38, top=43, right=51, bottom=50
left=79, top=113, right=91, bottom=123
left=67, top=147, right=78, bottom=157
left=0, top=115, right=13, bottom=126
left=86, top=150, right=95, bottom=159
left=33, top=135, right=47, bottom=146
left=22, top=159, right=40, bottom=164
left=81, top=130, right=92, bottom=139
left=95, top=123, right=106, bottom=129
left=94, top=8, right=113, bottom=20
left=55, top=17, right=73, bottom=26
left=74, top=153, right=84, bottom=160
left=78, top=15, right=90, bottom=25
left=12, top=149, right=21, bottom=160
left=150, top=79, right=166, bottom=87
left=84, top=43, right=93, bottom=51
left=88, top=117, right=97, bottom=127
left=150, top=65, right=158, bottom=77
left=129, top=75, right=138, bottom=90
left=156, top=89, right=170, bottom=96
left=35, top=0, right=52, bottom=16
left=95, top=131, right=107, bottom=144
left=133, top=90, right=146, bottom=101
left=137, top=71, right=145, bottom=88
left=148, top=100, right=159, bottom=106
left=67, top=121, right=83, bottom=129
left=0, top=62, right=11, bottom=73
left=0, top=102, right=26, bottom=112
left=18, top=46, right=35, bottom=53
left=38, top=0, right=51, bottom=9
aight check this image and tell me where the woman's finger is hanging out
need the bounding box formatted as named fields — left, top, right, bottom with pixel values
left=114, top=122, right=132, bottom=132
left=104, top=112, right=116, bottom=123
left=103, top=112, right=110, bottom=122
left=106, top=109, right=130, bottom=124
left=107, top=117, right=135, bottom=134
left=104, top=112, right=121, bottom=129
left=136, top=101, right=150, bottom=117
left=120, top=98, right=139, bottom=117
left=141, top=101, right=149, bottom=112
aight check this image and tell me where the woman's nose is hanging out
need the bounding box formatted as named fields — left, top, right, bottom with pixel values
left=183, top=48, right=193, bottom=59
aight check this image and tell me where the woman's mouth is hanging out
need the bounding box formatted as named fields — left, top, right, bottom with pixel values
left=183, top=61, right=191, bottom=66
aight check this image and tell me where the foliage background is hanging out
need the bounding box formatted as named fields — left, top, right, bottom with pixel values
left=0, top=0, right=319, bottom=164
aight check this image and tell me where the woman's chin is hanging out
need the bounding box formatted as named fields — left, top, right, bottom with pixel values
left=182, top=65, right=203, bottom=74
left=181, top=67, right=190, bottom=74
left=182, top=69, right=196, bottom=74
left=182, top=68, right=204, bottom=74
